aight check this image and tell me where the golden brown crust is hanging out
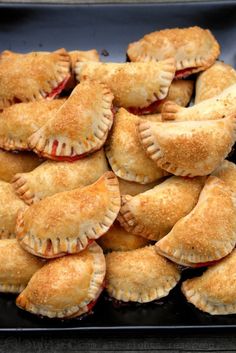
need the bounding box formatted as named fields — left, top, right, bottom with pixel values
left=29, top=81, right=114, bottom=160
left=127, top=26, right=220, bottom=76
left=182, top=249, right=236, bottom=315
left=75, top=60, right=176, bottom=109
left=0, top=49, right=70, bottom=109
left=16, top=172, right=120, bottom=258
left=195, top=61, right=236, bottom=103
left=118, top=176, right=204, bottom=241
left=105, top=245, right=180, bottom=302
left=118, top=177, right=160, bottom=196
left=156, top=176, right=236, bottom=266
left=105, top=108, right=168, bottom=184
left=0, top=239, right=44, bottom=293
left=212, top=160, right=236, bottom=193
left=0, top=150, right=42, bottom=183
left=0, top=100, right=65, bottom=151
left=12, top=149, right=109, bottom=205
left=138, top=114, right=236, bottom=176
left=16, top=242, right=106, bottom=319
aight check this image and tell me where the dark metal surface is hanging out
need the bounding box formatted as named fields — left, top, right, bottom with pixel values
left=0, top=1, right=236, bottom=332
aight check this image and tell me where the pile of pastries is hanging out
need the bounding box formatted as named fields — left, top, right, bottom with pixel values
left=1, top=26, right=236, bottom=319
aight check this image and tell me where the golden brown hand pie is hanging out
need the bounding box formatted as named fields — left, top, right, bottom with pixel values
left=75, top=60, right=176, bottom=113
left=29, top=81, right=114, bottom=161
left=0, top=239, right=44, bottom=293
left=212, top=160, right=236, bottom=193
left=97, top=221, right=150, bottom=252
left=0, top=150, right=42, bottom=182
left=182, top=249, right=236, bottom=315
left=16, top=242, right=106, bottom=319
left=0, top=49, right=70, bottom=109
left=156, top=176, right=236, bottom=267
left=12, top=149, right=109, bottom=205
left=118, top=176, right=204, bottom=241
left=16, top=172, right=120, bottom=258
left=138, top=114, right=236, bottom=176
left=0, top=100, right=65, bottom=151
left=162, top=84, right=236, bottom=122
left=127, top=26, right=220, bottom=78
left=105, top=246, right=180, bottom=303
left=105, top=108, right=168, bottom=184
left=118, top=177, right=160, bottom=196
left=0, top=181, right=27, bottom=239
left=195, top=61, right=236, bottom=103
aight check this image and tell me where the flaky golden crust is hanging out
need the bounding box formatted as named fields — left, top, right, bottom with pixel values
left=138, top=115, right=236, bottom=176
left=118, top=176, right=204, bottom=241
left=212, top=160, right=236, bottom=193
left=156, top=176, right=236, bottom=267
left=105, top=108, right=168, bottom=184
left=16, top=172, right=120, bottom=258
left=127, top=26, right=220, bottom=77
left=182, top=250, right=236, bottom=315
left=105, top=246, right=180, bottom=303
left=118, top=177, right=160, bottom=196
left=0, top=100, right=65, bottom=151
left=0, top=239, right=43, bottom=293
left=28, top=81, right=114, bottom=160
left=0, top=150, right=42, bottom=183
left=0, top=181, right=27, bottom=239
left=97, top=221, right=150, bottom=252
left=162, top=84, right=236, bottom=122
left=12, top=149, right=109, bottom=205
left=16, top=242, right=106, bottom=319
left=0, top=49, right=70, bottom=109
left=75, top=60, right=176, bottom=109
left=195, top=61, right=236, bottom=103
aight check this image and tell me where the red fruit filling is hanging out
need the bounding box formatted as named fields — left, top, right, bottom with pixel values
left=46, top=75, right=70, bottom=99
left=175, top=67, right=196, bottom=79
left=127, top=99, right=163, bottom=115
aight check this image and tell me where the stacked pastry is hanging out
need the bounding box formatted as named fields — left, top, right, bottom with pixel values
left=0, top=26, right=235, bottom=319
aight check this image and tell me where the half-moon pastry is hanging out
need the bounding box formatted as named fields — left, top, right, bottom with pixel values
left=182, top=249, right=236, bottom=315
left=156, top=176, right=236, bottom=267
left=28, top=81, right=114, bottom=161
left=212, top=160, right=236, bottom=193
left=16, top=242, right=106, bottom=319
left=118, top=177, right=159, bottom=196
left=105, top=245, right=180, bottom=302
left=0, top=239, right=44, bottom=293
left=127, top=26, right=220, bottom=78
left=105, top=108, right=168, bottom=184
left=118, top=176, right=204, bottom=241
left=0, top=150, right=42, bottom=183
left=12, top=149, right=109, bottom=205
left=0, top=49, right=70, bottom=109
left=16, top=172, right=120, bottom=258
left=75, top=60, right=176, bottom=114
left=138, top=114, right=236, bottom=176
left=0, top=99, right=65, bottom=151
left=195, top=61, right=236, bottom=103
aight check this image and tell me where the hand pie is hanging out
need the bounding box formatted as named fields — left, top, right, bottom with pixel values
left=0, top=150, right=42, bottom=183
left=0, top=239, right=43, bottom=293
left=138, top=115, right=236, bottom=176
left=0, top=49, right=70, bottom=109
left=16, top=242, right=106, bottom=319
left=16, top=172, right=120, bottom=258
left=12, top=149, right=109, bottom=205
left=162, top=84, right=236, bottom=122
left=156, top=176, right=236, bottom=267
left=212, top=160, right=236, bottom=193
left=75, top=60, right=176, bottom=114
left=195, top=61, right=236, bottom=103
left=105, top=246, right=180, bottom=303
left=127, top=26, right=220, bottom=78
left=105, top=108, right=168, bottom=184
left=118, top=176, right=204, bottom=241
left=0, top=181, right=27, bottom=239
left=118, top=177, right=160, bottom=196
left=97, top=221, right=150, bottom=252
left=29, top=81, right=114, bottom=161
left=0, top=99, right=65, bottom=151
left=182, top=250, right=236, bottom=315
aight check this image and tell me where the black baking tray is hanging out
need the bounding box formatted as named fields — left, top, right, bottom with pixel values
left=0, top=0, right=236, bottom=333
